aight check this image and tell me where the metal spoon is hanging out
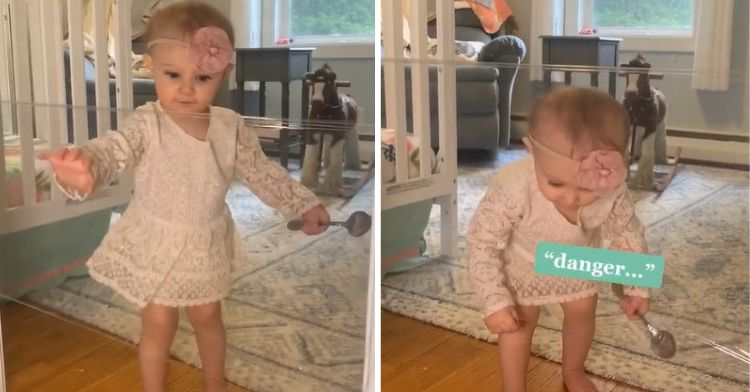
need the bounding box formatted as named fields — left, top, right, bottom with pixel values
left=611, top=283, right=676, bottom=358
left=287, top=210, right=371, bottom=237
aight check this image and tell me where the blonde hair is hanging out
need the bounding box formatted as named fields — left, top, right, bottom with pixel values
left=144, top=1, right=235, bottom=50
left=528, top=87, right=630, bottom=154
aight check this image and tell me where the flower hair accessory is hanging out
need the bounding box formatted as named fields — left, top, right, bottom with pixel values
left=524, top=134, right=626, bottom=193
left=147, top=26, right=232, bottom=73
left=189, top=27, right=232, bottom=73
left=577, top=149, right=627, bottom=192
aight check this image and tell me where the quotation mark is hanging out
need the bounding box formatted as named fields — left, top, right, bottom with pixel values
left=645, top=263, right=656, bottom=271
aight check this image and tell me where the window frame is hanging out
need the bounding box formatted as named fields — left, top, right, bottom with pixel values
left=565, top=0, right=697, bottom=52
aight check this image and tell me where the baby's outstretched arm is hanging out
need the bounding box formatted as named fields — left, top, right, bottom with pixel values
left=602, top=189, right=651, bottom=318
left=234, top=124, right=325, bottom=226
left=40, top=114, right=148, bottom=200
left=466, top=174, right=525, bottom=331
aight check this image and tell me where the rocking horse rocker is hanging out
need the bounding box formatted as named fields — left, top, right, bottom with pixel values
left=620, top=54, right=681, bottom=192
left=301, top=64, right=360, bottom=196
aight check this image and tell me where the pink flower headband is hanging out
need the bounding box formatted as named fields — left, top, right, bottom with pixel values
left=148, top=26, right=233, bottom=73
left=523, top=134, right=627, bottom=193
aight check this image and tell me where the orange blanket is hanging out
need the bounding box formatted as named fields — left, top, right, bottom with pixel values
left=462, top=0, right=513, bottom=35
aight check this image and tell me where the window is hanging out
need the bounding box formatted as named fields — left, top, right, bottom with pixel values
left=569, top=0, right=697, bottom=51
left=585, top=0, right=694, bottom=36
left=289, top=0, right=374, bottom=40
left=274, top=0, right=375, bottom=44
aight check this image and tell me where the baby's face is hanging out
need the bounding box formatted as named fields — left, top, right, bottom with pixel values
left=145, top=42, right=230, bottom=115
left=526, top=121, right=600, bottom=215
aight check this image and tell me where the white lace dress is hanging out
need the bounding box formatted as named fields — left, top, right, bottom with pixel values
left=60, top=102, right=320, bottom=308
left=466, top=156, right=650, bottom=317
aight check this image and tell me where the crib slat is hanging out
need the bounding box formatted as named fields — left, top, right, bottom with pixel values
left=67, top=0, right=89, bottom=146
left=381, top=0, right=408, bottom=184
left=41, top=1, right=67, bottom=202
left=93, top=0, right=111, bottom=135
left=0, top=3, right=8, bottom=214
left=113, top=0, right=133, bottom=118
left=409, top=0, right=432, bottom=179
left=0, top=3, right=13, bottom=142
left=109, top=0, right=136, bottom=203
left=436, top=0, right=458, bottom=258
left=0, top=89, right=6, bottom=214
left=27, top=0, right=49, bottom=142
left=9, top=0, right=36, bottom=207
left=436, top=1, right=457, bottom=159
left=40, top=0, right=66, bottom=147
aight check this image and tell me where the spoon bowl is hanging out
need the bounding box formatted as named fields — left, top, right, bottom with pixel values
left=287, top=210, right=372, bottom=237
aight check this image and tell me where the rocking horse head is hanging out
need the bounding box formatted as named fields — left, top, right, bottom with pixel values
left=305, top=64, right=351, bottom=114
left=621, top=54, right=654, bottom=100
left=620, top=53, right=665, bottom=128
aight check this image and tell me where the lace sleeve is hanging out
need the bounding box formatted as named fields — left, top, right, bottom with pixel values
left=602, top=189, right=651, bottom=298
left=55, top=113, right=148, bottom=200
left=466, top=174, right=526, bottom=317
left=234, top=124, right=320, bottom=218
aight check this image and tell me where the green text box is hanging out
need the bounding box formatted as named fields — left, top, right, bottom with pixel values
left=534, top=242, right=664, bottom=288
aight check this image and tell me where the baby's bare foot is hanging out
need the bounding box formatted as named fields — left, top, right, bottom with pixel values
left=563, top=369, right=599, bottom=392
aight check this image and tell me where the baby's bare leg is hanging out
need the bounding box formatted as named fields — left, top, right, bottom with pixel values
left=498, top=305, right=540, bottom=392
left=139, top=303, right=179, bottom=392
left=561, top=295, right=599, bottom=392
left=186, top=301, right=227, bottom=392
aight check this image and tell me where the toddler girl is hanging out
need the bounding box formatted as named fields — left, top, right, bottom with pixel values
left=41, top=2, right=329, bottom=391
left=467, top=87, right=651, bottom=392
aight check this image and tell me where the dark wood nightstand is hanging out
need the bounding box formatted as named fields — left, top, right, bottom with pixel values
left=540, top=36, right=622, bottom=97
left=234, top=47, right=315, bottom=168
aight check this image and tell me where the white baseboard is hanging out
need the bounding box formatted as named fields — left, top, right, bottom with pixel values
left=666, top=136, right=749, bottom=166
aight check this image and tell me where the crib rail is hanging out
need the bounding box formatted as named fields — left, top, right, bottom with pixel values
left=381, top=0, right=458, bottom=257
left=0, top=0, right=133, bottom=236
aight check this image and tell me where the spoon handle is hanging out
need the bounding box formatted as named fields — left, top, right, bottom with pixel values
left=286, top=219, right=339, bottom=231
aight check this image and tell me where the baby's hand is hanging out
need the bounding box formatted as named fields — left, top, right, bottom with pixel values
left=301, top=205, right=330, bottom=235
left=39, top=147, right=94, bottom=197
left=484, top=306, right=520, bottom=334
left=619, top=296, right=650, bottom=320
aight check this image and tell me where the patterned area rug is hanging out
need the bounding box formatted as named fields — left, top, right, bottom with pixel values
left=25, top=179, right=372, bottom=392
left=382, top=151, right=749, bottom=392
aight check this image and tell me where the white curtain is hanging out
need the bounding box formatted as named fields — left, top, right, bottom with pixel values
left=529, top=0, right=564, bottom=81
left=691, top=0, right=734, bottom=91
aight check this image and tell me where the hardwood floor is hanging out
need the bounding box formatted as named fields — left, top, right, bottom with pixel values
left=1, top=301, right=250, bottom=392
left=381, top=311, right=647, bottom=392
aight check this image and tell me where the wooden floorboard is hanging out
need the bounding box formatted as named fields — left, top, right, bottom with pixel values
left=1, top=301, right=251, bottom=392
left=382, top=311, right=648, bottom=392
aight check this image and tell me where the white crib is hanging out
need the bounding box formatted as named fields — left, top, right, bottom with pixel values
left=0, top=0, right=134, bottom=237
left=1, top=2, right=136, bottom=389
left=381, top=0, right=458, bottom=258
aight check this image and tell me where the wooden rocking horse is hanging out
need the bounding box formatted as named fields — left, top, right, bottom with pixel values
left=620, top=54, right=680, bottom=192
left=301, top=64, right=360, bottom=195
